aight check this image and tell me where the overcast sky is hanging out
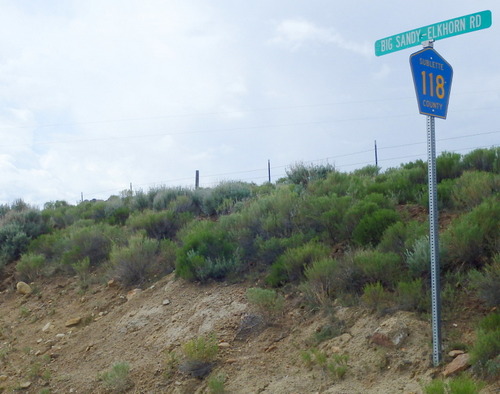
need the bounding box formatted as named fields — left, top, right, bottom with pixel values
left=1, top=1, right=499, bottom=206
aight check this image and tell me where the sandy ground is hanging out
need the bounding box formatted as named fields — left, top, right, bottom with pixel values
left=0, top=271, right=498, bottom=393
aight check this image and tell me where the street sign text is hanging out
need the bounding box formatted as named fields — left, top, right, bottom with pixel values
left=375, top=10, right=492, bottom=56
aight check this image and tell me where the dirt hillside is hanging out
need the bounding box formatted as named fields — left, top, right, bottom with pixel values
left=0, top=270, right=497, bottom=393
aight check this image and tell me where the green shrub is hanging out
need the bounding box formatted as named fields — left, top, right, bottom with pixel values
left=442, top=198, right=499, bottom=269
left=208, top=373, right=226, bottom=393
left=378, top=220, right=427, bottom=257
left=127, top=210, right=192, bottom=240
left=200, top=181, right=253, bottom=216
left=448, top=375, right=485, bottom=393
left=152, top=187, right=192, bottom=211
left=61, top=223, right=123, bottom=268
left=285, top=162, right=335, bottom=187
left=182, top=334, right=218, bottom=363
left=470, top=313, right=500, bottom=378
left=373, top=167, right=426, bottom=204
left=361, top=282, right=390, bottom=312
left=396, top=278, right=429, bottom=312
left=301, top=258, right=340, bottom=307
left=423, top=376, right=484, bottom=394
left=189, top=252, right=241, bottom=283
left=16, top=253, right=46, bottom=282
left=110, top=236, right=164, bottom=287
left=267, top=241, right=330, bottom=286
left=436, top=151, right=462, bottom=181
left=451, top=171, right=499, bottom=211
left=477, top=312, right=500, bottom=332
left=354, top=250, right=404, bottom=289
left=176, top=220, right=237, bottom=281
left=246, top=287, right=284, bottom=321
left=72, top=257, right=91, bottom=289
left=468, top=258, right=500, bottom=308
left=0, top=223, right=29, bottom=268
left=131, top=189, right=151, bottom=211
left=298, top=194, right=353, bottom=243
left=99, top=362, right=132, bottom=392
left=352, top=208, right=399, bottom=246
left=462, top=147, right=499, bottom=173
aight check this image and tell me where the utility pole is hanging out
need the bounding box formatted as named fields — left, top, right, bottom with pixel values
left=268, top=160, right=271, bottom=183
left=374, top=140, right=378, bottom=167
left=195, top=170, right=200, bottom=189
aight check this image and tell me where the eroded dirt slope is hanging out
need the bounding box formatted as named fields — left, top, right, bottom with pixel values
left=0, top=272, right=497, bottom=393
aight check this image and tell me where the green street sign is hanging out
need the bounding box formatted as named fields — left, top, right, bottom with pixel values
left=375, top=10, right=492, bottom=56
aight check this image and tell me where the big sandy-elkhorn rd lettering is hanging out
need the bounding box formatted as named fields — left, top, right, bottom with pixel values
left=375, top=10, right=492, bottom=56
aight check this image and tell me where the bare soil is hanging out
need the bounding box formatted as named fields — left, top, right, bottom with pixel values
left=0, top=269, right=498, bottom=393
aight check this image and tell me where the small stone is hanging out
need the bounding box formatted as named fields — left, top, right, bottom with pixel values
left=55, top=333, right=65, bottom=339
left=65, top=317, right=82, bottom=327
left=370, top=317, right=409, bottom=348
left=0, top=375, right=7, bottom=381
left=226, top=358, right=238, bottom=364
left=331, top=346, right=341, bottom=353
left=126, top=288, right=142, bottom=301
left=37, top=338, right=43, bottom=343
left=162, top=299, right=171, bottom=306
left=218, top=342, right=230, bottom=348
left=16, top=282, right=32, bottom=295
left=265, top=344, right=277, bottom=352
left=448, top=350, right=465, bottom=358
left=443, top=353, right=470, bottom=377
left=42, top=322, right=52, bottom=332
left=107, top=279, right=118, bottom=288
left=19, top=381, right=31, bottom=389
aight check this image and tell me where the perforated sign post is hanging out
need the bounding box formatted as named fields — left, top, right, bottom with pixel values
left=375, top=11, right=492, bottom=367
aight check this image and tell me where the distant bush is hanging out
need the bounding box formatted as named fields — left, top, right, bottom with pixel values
left=267, top=241, right=330, bottom=286
left=176, top=220, right=237, bottom=281
left=98, top=362, right=132, bottom=392
left=110, top=236, right=170, bottom=287
left=246, top=287, right=284, bottom=322
left=301, top=258, right=340, bottom=307
left=254, top=234, right=306, bottom=267
left=378, top=220, right=427, bottom=257
left=152, top=187, right=192, bottom=211
left=372, top=166, right=426, bottom=204
left=200, top=181, right=253, bottom=216
left=352, top=208, right=399, bottom=246
left=462, top=147, right=499, bottom=173
left=451, top=171, right=499, bottom=211
left=470, top=313, right=500, bottom=378
left=442, top=198, right=499, bottom=269
left=16, top=253, right=47, bottom=282
left=436, top=151, right=462, bottom=181
left=395, top=278, right=429, bottom=312
left=127, top=210, right=192, bottom=240
left=130, top=189, right=151, bottom=211
left=361, top=282, right=390, bottom=313
left=179, top=334, right=218, bottom=378
left=468, top=257, right=500, bottom=308
left=0, top=205, right=49, bottom=269
left=61, top=224, right=119, bottom=268
left=0, top=223, right=29, bottom=268
left=285, top=162, right=335, bottom=187
left=207, top=373, right=226, bottom=394
left=354, top=250, right=404, bottom=289
left=295, top=194, right=352, bottom=243
left=423, top=376, right=484, bottom=394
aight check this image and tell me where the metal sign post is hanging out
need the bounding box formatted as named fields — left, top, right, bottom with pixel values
left=375, top=9, right=492, bottom=368
left=426, top=114, right=442, bottom=366
left=410, top=41, right=453, bottom=366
